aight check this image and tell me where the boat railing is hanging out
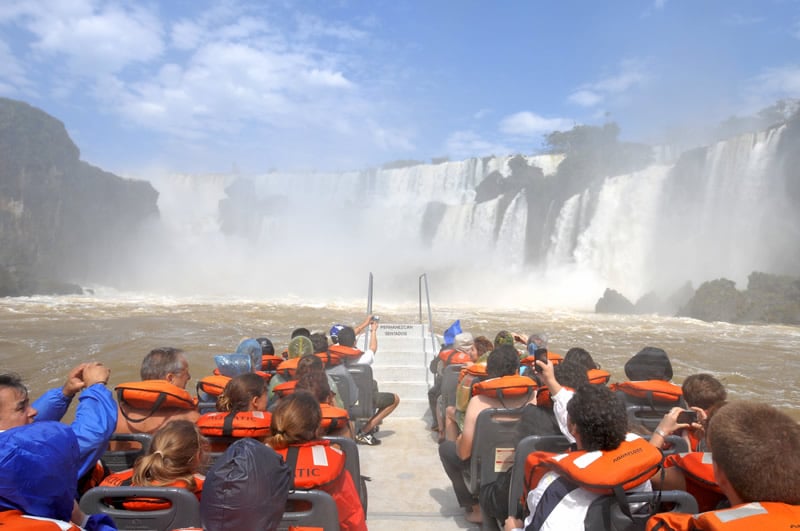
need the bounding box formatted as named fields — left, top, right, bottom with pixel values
left=419, top=273, right=438, bottom=388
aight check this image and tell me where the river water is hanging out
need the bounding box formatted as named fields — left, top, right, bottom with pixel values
left=2, top=292, right=799, bottom=420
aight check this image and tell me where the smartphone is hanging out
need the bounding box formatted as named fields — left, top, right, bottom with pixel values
left=533, top=348, right=549, bottom=373
left=676, top=410, right=698, bottom=424
left=371, top=315, right=380, bottom=322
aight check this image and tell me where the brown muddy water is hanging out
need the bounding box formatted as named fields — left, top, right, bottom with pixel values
left=1, top=294, right=799, bottom=419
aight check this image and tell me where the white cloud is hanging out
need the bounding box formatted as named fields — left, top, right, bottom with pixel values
left=750, top=65, right=800, bottom=103
left=444, top=130, right=513, bottom=159
left=499, top=111, right=572, bottom=136
left=568, top=59, right=648, bottom=107
left=473, top=108, right=491, bottom=120
left=568, top=90, right=602, bottom=107
left=7, top=0, right=164, bottom=75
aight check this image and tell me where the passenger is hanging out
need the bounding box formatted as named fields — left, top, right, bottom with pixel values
left=296, top=370, right=354, bottom=439
left=439, top=345, right=537, bottom=524
left=474, top=335, right=494, bottom=358
left=0, top=365, right=116, bottom=483
left=268, top=391, right=367, bottom=531
left=505, top=384, right=658, bottom=531
left=115, top=347, right=200, bottom=438
left=310, top=332, right=355, bottom=409
left=267, top=336, right=314, bottom=402
left=100, top=419, right=207, bottom=505
left=611, top=346, right=683, bottom=410
left=0, top=420, right=116, bottom=530
left=481, top=360, right=588, bottom=523
left=647, top=401, right=800, bottom=530
left=429, top=331, right=478, bottom=437
left=197, top=373, right=271, bottom=448
left=338, top=318, right=400, bottom=446
left=649, top=374, right=729, bottom=511
left=201, top=438, right=291, bottom=531
left=563, top=347, right=599, bottom=370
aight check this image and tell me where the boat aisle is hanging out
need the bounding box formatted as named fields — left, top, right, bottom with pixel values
left=360, top=416, right=479, bottom=530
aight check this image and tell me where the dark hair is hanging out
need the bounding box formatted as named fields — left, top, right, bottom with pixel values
left=141, top=347, right=185, bottom=380
left=336, top=326, right=356, bottom=348
left=295, top=355, right=324, bottom=380
left=624, top=346, right=673, bottom=381
left=554, top=360, right=590, bottom=389
left=564, top=347, right=599, bottom=370
left=309, top=333, right=328, bottom=354
left=290, top=328, right=311, bottom=339
left=486, top=345, right=520, bottom=378
left=682, top=373, right=726, bottom=411
left=217, top=373, right=267, bottom=413
left=295, top=371, right=333, bottom=404
left=256, top=337, right=275, bottom=355
left=708, top=401, right=800, bottom=504
left=567, top=384, right=627, bottom=451
left=0, top=373, right=27, bottom=396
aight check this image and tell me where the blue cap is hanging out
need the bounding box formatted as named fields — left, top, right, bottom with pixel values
left=329, top=324, right=345, bottom=341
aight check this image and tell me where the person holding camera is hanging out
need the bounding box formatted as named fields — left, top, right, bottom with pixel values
left=338, top=316, right=400, bottom=445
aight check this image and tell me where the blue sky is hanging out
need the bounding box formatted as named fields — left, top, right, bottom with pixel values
left=0, top=0, right=798, bottom=176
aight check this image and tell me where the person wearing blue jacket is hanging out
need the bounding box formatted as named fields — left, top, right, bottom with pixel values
left=0, top=364, right=118, bottom=481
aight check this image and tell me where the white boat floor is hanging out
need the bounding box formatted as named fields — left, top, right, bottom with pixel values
left=359, top=416, right=481, bottom=531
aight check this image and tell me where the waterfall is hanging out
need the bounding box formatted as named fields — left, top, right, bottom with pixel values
left=126, top=127, right=797, bottom=308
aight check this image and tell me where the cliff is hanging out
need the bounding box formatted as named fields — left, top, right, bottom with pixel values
left=0, top=98, right=159, bottom=296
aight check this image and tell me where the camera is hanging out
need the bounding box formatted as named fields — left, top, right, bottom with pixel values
left=676, top=410, right=698, bottom=424
left=371, top=315, right=380, bottom=323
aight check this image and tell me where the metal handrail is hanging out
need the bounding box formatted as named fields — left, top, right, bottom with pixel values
left=419, top=273, right=438, bottom=387
left=362, top=272, right=374, bottom=351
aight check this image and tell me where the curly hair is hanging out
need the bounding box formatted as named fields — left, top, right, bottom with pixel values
left=554, top=360, right=589, bottom=389
left=486, top=345, right=520, bottom=378
left=216, top=373, right=267, bottom=413
left=268, top=391, right=321, bottom=450
left=133, top=420, right=206, bottom=490
left=708, top=401, right=800, bottom=504
left=474, top=336, right=494, bottom=357
left=295, top=371, right=333, bottom=404
left=295, top=355, right=324, bottom=380
left=567, top=384, right=627, bottom=451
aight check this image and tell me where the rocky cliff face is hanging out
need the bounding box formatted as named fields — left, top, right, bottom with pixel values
left=0, top=98, right=159, bottom=296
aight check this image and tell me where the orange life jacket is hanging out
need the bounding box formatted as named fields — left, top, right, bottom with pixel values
left=664, top=452, right=724, bottom=512
left=610, top=380, right=683, bottom=404
left=438, top=348, right=472, bottom=366
left=196, top=375, right=231, bottom=398
left=520, top=351, right=564, bottom=369
left=275, top=440, right=346, bottom=490
left=315, top=350, right=343, bottom=368
left=273, top=379, right=298, bottom=398
left=328, top=344, right=364, bottom=363
left=535, top=385, right=576, bottom=410
left=276, top=358, right=300, bottom=379
left=115, top=380, right=197, bottom=423
left=99, top=469, right=204, bottom=510
left=471, top=375, right=537, bottom=405
left=525, top=435, right=662, bottom=496
left=319, top=403, right=350, bottom=434
left=261, top=354, right=284, bottom=371
left=196, top=410, right=272, bottom=438
left=646, top=502, right=800, bottom=531
left=0, top=510, right=81, bottom=530
left=587, top=369, right=611, bottom=385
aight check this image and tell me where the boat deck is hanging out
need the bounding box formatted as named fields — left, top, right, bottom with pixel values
left=360, top=416, right=479, bottom=530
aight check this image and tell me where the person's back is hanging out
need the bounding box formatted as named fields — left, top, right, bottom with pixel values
left=202, top=438, right=291, bottom=531
left=115, top=348, right=200, bottom=437
left=101, top=420, right=207, bottom=508
left=508, top=383, right=661, bottom=531
left=268, top=391, right=366, bottom=531
left=647, top=401, right=800, bottom=530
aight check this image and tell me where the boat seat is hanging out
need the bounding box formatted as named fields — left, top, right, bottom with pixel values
left=79, top=486, right=200, bottom=530
left=346, top=364, right=374, bottom=432
left=281, top=489, right=341, bottom=531
left=325, top=435, right=368, bottom=512
left=506, top=434, right=572, bottom=521
left=102, top=433, right=153, bottom=473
